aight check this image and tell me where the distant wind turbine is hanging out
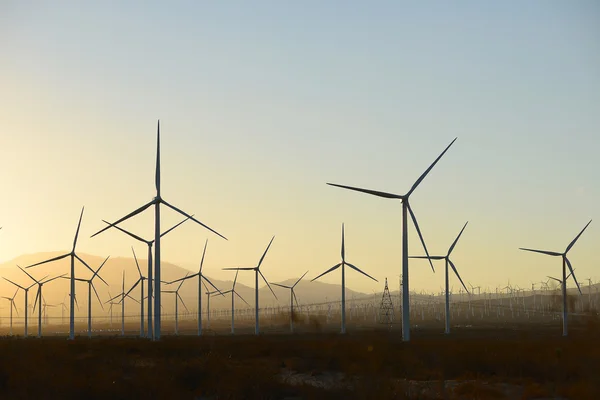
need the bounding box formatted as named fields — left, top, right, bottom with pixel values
left=100, top=215, right=192, bottom=339
left=221, top=270, right=250, bottom=334
left=311, top=224, right=377, bottom=334
left=162, top=273, right=189, bottom=335
left=91, top=120, right=227, bottom=340
left=520, top=220, right=590, bottom=336
left=108, top=271, right=139, bottom=336
left=3, top=276, right=39, bottom=337
left=223, top=236, right=278, bottom=335
left=326, top=138, right=457, bottom=341
left=124, top=247, right=149, bottom=338
left=62, top=256, right=109, bottom=337
left=168, top=240, right=222, bottom=336
left=272, top=271, right=308, bottom=333
left=2, top=289, right=19, bottom=336
left=410, top=221, right=469, bottom=334
left=26, top=207, right=97, bottom=340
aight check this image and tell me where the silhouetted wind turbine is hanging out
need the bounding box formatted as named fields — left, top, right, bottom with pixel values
left=27, top=270, right=67, bottom=338
left=63, top=256, right=109, bottom=338
left=168, top=240, right=222, bottom=336
left=221, top=270, right=249, bottom=334
left=163, top=273, right=189, bottom=335
left=124, top=247, right=148, bottom=338
left=2, top=289, right=19, bottom=336
left=520, top=220, right=590, bottom=336
left=26, top=207, right=96, bottom=340
left=272, top=271, right=308, bottom=333
left=410, top=221, right=469, bottom=334
left=223, top=236, right=278, bottom=335
left=326, top=138, right=457, bottom=341
left=91, top=121, right=226, bottom=340
left=100, top=215, right=191, bottom=339
left=4, top=276, right=39, bottom=337
left=109, top=271, right=139, bottom=336
left=312, top=224, right=377, bottom=334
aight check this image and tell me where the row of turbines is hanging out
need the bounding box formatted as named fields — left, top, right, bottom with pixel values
left=0, top=121, right=594, bottom=341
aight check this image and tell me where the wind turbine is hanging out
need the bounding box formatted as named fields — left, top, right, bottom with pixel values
left=91, top=120, right=227, bottom=340
left=2, top=289, right=19, bottom=336
left=162, top=273, right=189, bottom=335
left=123, top=247, right=148, bottom=338
left=62, top=256, right=109, bottom=337
left=326, top=138, right=457, bottom=341
left=109, top=271, right=139, bottom=336
left=410, top=222, right=469, bottom=334
left=272, top=271, right=308, bottom=333
left=311, top=224, right=377, bottom=334
left=100, top=215, right=191, bottom=339
left=3, top=277, right=38, bottom=337
left=168, top=240, right=222, bottom=336
left=520, top=220, right=590, bottom=336
left=222, top=236, right=278, bottom=335
left=221, top=270, right=250, bottom=334
left=26, top=207, right=96, bottom=340
left=27, top=271, right=67, bottom=338
left=204, top=285, right=220, bottom=330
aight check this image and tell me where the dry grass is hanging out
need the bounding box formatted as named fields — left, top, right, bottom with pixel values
left=0, top=322, right=598, bottom=399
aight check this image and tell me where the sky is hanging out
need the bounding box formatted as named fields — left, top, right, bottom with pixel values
left=0, top=1, right=598, bottom=295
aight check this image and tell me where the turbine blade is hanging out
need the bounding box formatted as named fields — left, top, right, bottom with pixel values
left=293, top=290, right=299, bottom=308
left=519, top=248, right=562, bottom=257
left=168, top=273, right=198, bottom=284
left=92, top=255, right=110, bottom=283
left=74, top=254, right=96, bottom=276
left=409, top=255, right=445, bottom=260
left=222, top=267, right=255, bottom=271
left=293, top=270, right=309, bottom=288
left=407, top=138, right=457, bottom=197
left=41, top=274, right=67, bottom=284
left=447, top=221, right=468, bottom=256
left=326, top=183, right=403, bottom=199
left=156, top=120, right=161, bottom=195
left=160, top=215, right=193, bottom=238
left=448, top=259, right=469, bottom=294
left=91, top=200, right=154, bottom=238
left=91, top=282, right=104, bottom=310
left=235, top=291, right=250, bottom=307
left=566, top=220, right=592, bottom=253
left=407, top=203, right=435, bottom=272
left=547, top=276, right=561, bottom=283
left=3, top=277, right=25, bottom=290
left=202, top=275, right=223, bottom=296
left=177, top=272, right=189, bottom=291
left=341, top=223, right=345, bottom=262
left=311, top=263, right=341, bottom=282
left=126, top=293, right=140, bottom=303
left=132, top=247, right=142, bottom=278
left=101, top=220, right=148, bottom=244
left=346, top=262, right=378, bottom=282
left=257, top=236, right=275, bottom=268
left=259, top=270, right=278, bottom=300
left=161, top=200, right=227, bottom=240
left=17, top=265, right=39, bottom=283
left=124, top=279, right=141, bottom=298
left=271, top=283, right=291, bottom=289
left=73, top=294, right=79, bottom=311
left=33, top=288, right=40, bottom=313
left=565, top=257, right=582, bottom=295
left=72, top=206, right=85, bottom=252
left=233, top=270, right=239, bottom=289
left=199, top=239, right=208, bottom=273
left=178, top=293, right=189, bottom=313
left=26, top=253, right=69, bottom=268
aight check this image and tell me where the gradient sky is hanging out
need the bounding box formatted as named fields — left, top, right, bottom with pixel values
left=1, top=1, right=598, bottom=294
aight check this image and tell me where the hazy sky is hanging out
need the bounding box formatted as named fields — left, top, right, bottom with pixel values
left=1, top=1, right=598, bottom=294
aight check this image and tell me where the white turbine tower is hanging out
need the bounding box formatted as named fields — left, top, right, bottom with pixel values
left=410, top=221, right=469, bottom=334
left=311, top=224, right=377, bottom=334
left=519, top=220, right=590, bottom=336
left=91, top=121, right=227, bottom=341
left=272, top=271, right=308, bottom=333
left=221, top=270, right=250, bottom=334
left=26, top=207, right=97, bottom=340
left=64, top=256, right=109, bottom=338
left=168, top=240, right=222, bottom=336
left=326, top=138, right=457, bottom=341
left=100, top=215, right=191, bottom=339
left=223, top=236, right=278, bottom=335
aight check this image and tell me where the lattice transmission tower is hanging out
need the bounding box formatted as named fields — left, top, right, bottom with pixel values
left=378, top=278, right=395, bottom=326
